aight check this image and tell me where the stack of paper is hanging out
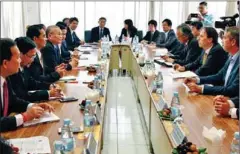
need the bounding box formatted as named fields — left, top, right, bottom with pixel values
left=170, top=71, right=198, bottom=79
left=8, top=136, right=51, bottom=154
left=23, top=112, right=60, bottom=127
left=59, top=76, right=77, bottom=81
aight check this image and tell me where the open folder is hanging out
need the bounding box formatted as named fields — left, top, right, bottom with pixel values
left=170, top=70, right=198, bottom=79
left=23, top=112, right=60, bottom=127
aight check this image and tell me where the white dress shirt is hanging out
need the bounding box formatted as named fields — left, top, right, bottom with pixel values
left=228, top=100, right=238, bottom=119
left=36, top=49, right=43, bottom=68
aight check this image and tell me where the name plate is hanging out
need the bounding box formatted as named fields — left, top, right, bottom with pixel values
left=86, top=133, right=97, bottom=154
left=170, top=123, right=186, bottom=147
left=157, top=95, right=168, bottom=111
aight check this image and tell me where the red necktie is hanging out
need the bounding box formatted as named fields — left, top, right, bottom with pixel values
left=3, top=81, right=9, bottom=116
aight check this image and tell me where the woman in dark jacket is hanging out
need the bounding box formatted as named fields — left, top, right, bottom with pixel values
left=119, top=19, right=138, bottom=42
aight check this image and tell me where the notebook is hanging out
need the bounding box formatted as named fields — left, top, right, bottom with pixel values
left=59, top=76, right=77, bottom=81
left=170, top=71, right=198, bottom=79
left=23, top=112, right=60, bottom=127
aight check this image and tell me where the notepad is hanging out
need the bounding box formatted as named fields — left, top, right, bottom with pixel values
left=23, top=112, right=60, bottom=127
left=170, top=71, right=198, bottom=79
left=155, top=48, right=168, bottom=56
left=59, top=76, right=77, bottom=81
left=8, top=136, right=51, bottom=154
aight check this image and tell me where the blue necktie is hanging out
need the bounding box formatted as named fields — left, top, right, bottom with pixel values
left=72, top=32, right=76, bottom=43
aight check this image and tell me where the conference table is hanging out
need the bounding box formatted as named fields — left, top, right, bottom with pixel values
left=2, top=44, right=238, bottom=154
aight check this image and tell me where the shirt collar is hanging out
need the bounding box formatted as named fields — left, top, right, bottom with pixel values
left=70, top=28, right=74, bottom=34
left=0, top=76, right=5, bottom=88
left=205, top=45, right=213, bottom=55
left=20, top=67, right=24, bottom=72
left=36, top=48, right=41, bottom=57
left=231, top=52, right=239, bottom=62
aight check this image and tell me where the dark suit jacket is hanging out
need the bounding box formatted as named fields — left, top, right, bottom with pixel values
left=142, top=30, right=162, bottom=44
left=173, top=37, right=202, bottom=65
left=65, top=27, right=81, bottom=51
left=156, top=29, right=178, bottom=51
left=8, top=69, right=50, bottom=102
left=60, top=40, right=71, bottom=62
left=41, top=41, right=72, bottom=75
left=0, top=78, right=30, bottom=132
left=199, top=54, right=239, bottom=97
left=25, top=54, right=60, bottom=83
left=184, top=43, right=228, bottom=76
left=169, top=40, right=185, bottom=56
left=231, top=97, right=239, bottom=119
left=90, top=26, right=112, bottom=42
left=119, top=27, right=138, bottom=42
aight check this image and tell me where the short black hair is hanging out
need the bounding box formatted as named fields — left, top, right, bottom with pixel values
left=203, top=27, right=218, bottom=44
left=15, top=37, right=36, bottom=54
left=69, top=17, right=79, bottom=24
left=37, top=24, right=46, bottom=30
left=26, top=25, right=42, bottom=40
left=0, top=38, right=16, bottom=65
left=162, top=19, right=172, bottom=27
left=148, top=20, right=157, bottom=28
left=177, top=23, right=193, bottom=39
left=191, top=21, right=203, bottom=30
left=63, top=17, right=69, bottom=22
left=99, top=17, right=107, bottom=21
left=199, top=1, right=207, bottom=6
left=56, top=22, right=67, bottom=30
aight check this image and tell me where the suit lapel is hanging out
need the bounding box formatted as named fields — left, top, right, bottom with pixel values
left=226, top=57, right=239, bottom=86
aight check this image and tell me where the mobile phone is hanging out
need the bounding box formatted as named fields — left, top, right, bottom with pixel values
left=59, top=97, right=78, bottom=103
left=190, top=13, right=198, bottom=18
left=58, top=126, right=83, bottom=134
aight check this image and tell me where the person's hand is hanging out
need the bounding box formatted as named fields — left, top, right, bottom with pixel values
left=56, top=67, right=65, bottom=77
left=174, top=64, right=185, bottom=72
left=213, top=95, right=228, bottom=103
left=214, top=100, right=230, bottom=117
left=80, top=40, right=85, bottom=45
left=49, top=84, right=62, bottom=98
left=165, top=57, right=174, bottom=63
left=70, top=58, right=79, bottom=68
left=11, top=144, right=19, bottom=154
left=37, top=103, right=55, bottom=113
left=198, top=13, right=204, bottom=21
left=184, top=77, right=197, bottom=84
left=55, top=63, right=66, bottom=70
left=186, top=82, right=202, bottom=93
left=161, top=55, right=169, bottom=60
left=24, top=106, right=45, bottom=121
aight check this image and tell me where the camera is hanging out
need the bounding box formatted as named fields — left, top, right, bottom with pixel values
left=215, top=13, right=239, bottom=30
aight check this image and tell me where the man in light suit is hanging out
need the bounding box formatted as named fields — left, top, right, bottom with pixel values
left=90, top=17, right=112, bottom=43
left=0, top=38, right=54, bottom=132
left=184, top=27, right=239, bottom=97
left=141, top=20, right=162, bottom=44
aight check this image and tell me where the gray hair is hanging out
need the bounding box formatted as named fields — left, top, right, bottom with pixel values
left=225, top=26, right=239, bottom=47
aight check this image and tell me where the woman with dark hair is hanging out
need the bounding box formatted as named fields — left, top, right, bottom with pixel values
left=119, top=19, right=138, bottom=42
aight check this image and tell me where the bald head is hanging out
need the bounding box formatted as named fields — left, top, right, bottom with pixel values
left=46, top=25, right=62, bottom=45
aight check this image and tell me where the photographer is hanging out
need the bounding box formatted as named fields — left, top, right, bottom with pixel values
left=187, top=1, right=214, bottom=27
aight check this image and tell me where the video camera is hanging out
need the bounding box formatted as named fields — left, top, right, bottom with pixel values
left=215, top=13, right=239, bottom=30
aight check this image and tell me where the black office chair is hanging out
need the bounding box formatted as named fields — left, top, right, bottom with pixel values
left=84, top=30, right=91, bottom=43
left=137, top=30, right=143, bottom=41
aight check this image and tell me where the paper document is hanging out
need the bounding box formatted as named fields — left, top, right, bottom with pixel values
left=23, top=112, right=60, bottom=127
left=59, top=76, right=76, bottom=81
left=78, top=47, right=93, bottom=52
left=155, top=48, right=168, bottom=56
left=170, top=71, right=198, bottom=79
left=8, top=136, right=51, bottom=154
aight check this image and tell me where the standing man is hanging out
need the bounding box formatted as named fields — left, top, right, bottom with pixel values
left=90, top=17, right=112, bottom=43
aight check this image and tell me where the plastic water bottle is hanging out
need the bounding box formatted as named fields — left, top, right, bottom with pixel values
left=115, top=35, right=119, bottom=44
left=84, top=109, right=95, bottom=132
left=156, top=71, right=163, bottom=94
left=106, top=35, right=109, bottom=42
left=54, top=141, right=63, bottom=154
left=121, top=34, right=125, bottom=43
left=93, top=76, right=99, bottom=89
left=171, top=92, right=180, bottom=107
left=61, top=119, right=74, bottom=153
left=85, top=100, right=93, bottom=115
left=230, top=132, right=240, bottom=154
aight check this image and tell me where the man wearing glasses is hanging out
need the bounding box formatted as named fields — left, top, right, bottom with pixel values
left=187, top=1, right=214, bottom=27
left=8, top=37, right=62, bottom=102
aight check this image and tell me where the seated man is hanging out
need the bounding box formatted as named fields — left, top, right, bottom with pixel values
left=156, top=19, right=179, bottom=52
left=174, top=27, right=228, bottom=76
left=0, top=38, right=54, bottom=132
left=141, top=20, right=162, bottom=44
left=26, top=25, right=65, bottom=83
left=90, top=17, right=112, bottom=43
left=190, top=21, right=203, bottom=38
left=184, top=27, right=239, bottom=97
left=8, top=37, right=62, bottom=102
left=162, top=23, right=202, bottom=66
left=42, top=25, right=75, bottom=75
left=213, top=96, right=239, bottom=119
left=65, top=17, right=84, bottom=51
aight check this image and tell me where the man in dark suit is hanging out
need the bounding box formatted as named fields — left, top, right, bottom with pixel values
left=190, top=21, right=203, bottom=38
left=26, top=25, right=65, bottom=83
left=156, top=19, right=179, bottom=52
left=141, top=20, right=162, bottom=44
left=0, top=38, right=54, bottom=132
left=65, top=17, right=85, bottom=51
left=213, top=96, right=239, bottom=119
left=90, top=17, right=112, bottom=43
left=42, top=26, right=75, bottom=75
left=174, top=27, right=228, bottom=76
left=185, top=27, right=239, bottom=97
left=162, top=24, right=202, bottom=66
left=8, top=37, right=62, bottom=102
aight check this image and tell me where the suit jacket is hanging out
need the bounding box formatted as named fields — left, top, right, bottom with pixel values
left=119, top=27, right=138, bottom=42
left=0, top=78, right=30, bottom=132
left=25, top=54, right=60, bottom=83
left=185, top=43, right=228, bottom=76
left=65, top=27, right=81, bottom=51
left=156, top=29, right=178, bottom=51
left=60, top=40, right=71, bottom=62
left=231, top=97, right=239, bottom=119
left=173, top=37, right=202, bottom=65
left=90, top=26, right=112, bottom=42
left=142, top=30, right=162, bottom=44
left=41, top=41, right=72, bottom=75
left=199, top=54, right=239, bottom=97
left=169, top=40, right=185, bottom=56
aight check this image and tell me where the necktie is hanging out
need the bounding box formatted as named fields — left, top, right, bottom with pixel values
left=72, top=32, right=76, bottom=43
left=202, top=53, right=208, bottom=65
left=3, top=81, right=9, bottom=116
left=100, top=28, right=104, bottom=39
left=54, top=45, right=60, bottom=64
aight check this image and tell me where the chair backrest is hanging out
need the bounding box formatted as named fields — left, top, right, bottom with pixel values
left=84, top=30, right=91, bottom=43
left=137, top=30, right=143, bottom=41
